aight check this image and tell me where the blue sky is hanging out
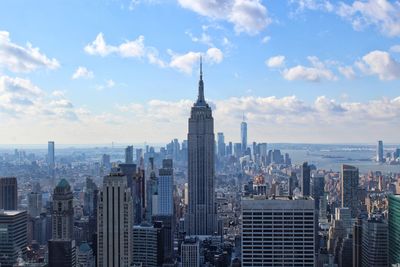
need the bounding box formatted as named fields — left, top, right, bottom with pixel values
left=0, top=0, right=400, bottom=144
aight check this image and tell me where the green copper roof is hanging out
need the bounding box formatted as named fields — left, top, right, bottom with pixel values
left=79, top=243, right=91, bottom=252
left=56, top=178, right=70, bottom=189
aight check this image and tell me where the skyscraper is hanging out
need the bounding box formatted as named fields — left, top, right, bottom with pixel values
left=186, top=59, right=216, bottom=236
left=28, top=190, right=42, bottom=218
left=341, top=164, right=359, bottom=218
left=132, top=222, right=162, bottom=267
left=389, top=194, right=400, bottom=265
left=217, top=132, right=225, bottom=157
left=48, top=141, right=55, bottom=175
left=377, top=140, right=384, bottom=163
left=181, top=238, right=200, bottom=267
left=241, top=117, right=247, bottom=154
left=97, top=170, right=133, bottom=267
left=301, top=162, right=311, bottom=197
left=241, top=196, right=315, bottom=266
left=158, top=159, right=174, bottom=216
left=361, top=216, right=388, bottom=266
left=51, top=179, right=74, bottom=240
left=0, top=177, right=17, bottom=210
left=125, top=145, right=133, bottom=164
left=0, top=210, right=27, bottom=267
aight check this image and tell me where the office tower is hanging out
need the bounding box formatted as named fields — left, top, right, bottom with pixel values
left=389, top=194, right=400, bottom=265
left=233, top=143, right=242, bottom=158
left=77, top=243, right=95, bottom=267
left=341, top=164, right=359, bottom=218
left=136, top=148, right=143, bottom=162
left=0, top=177, right=17, bottom=210
left=83, top=177, right=97, bottom=216
left=186, top=60, right=216, bottom=236
left=132, top=222, right=162, bottom=267
left=101, top=154, right=110, bottom=168
left=181, top=238, right=200, bottom=267
left=217, top=132, right=225, bottom=157
left=241, top=117, right=247, bottom=154
left=28, top=190, right=42, bottom=217
left=227, top=141, right=233, bottom=156
left=97, top=171, right=133, bottom=267
left=353, top=217, right=362, bottom=267
left=48, top=239, right=76, bottom=267
left=146, top=157, right=158, bottom=221
left=338, top=234, right=353, bottom=267
left=335, top=207, right=352, bottom=235
left=0, top=210, right=27, bottom=267
left=158, top=159, right=173, bottom=216
left=241, top=196, right=315, bottom=267
left=48, top=140, right=55, bottom=171
left=361, top=216, right=388, bottom=267
left=377, top=140, right=384, bottom=163
left=125, top=145, right=133, bottom=164
left=152, top=215, right=174, bottom=262
left=51, top=179, right=74, bottom=239
left=301, top=162, right=311, bottom=197
left=312, top=173, right=325, bottom=210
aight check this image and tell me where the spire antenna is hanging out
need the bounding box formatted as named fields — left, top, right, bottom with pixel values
left=196, top=55, right=205, bottom=105
left=200, top=55, right=203, bottom=79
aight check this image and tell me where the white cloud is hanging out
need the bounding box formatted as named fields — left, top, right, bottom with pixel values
left=359, top=50, right=400, bottom=80
left=0, top=31, right=60, bottom=73
left=96, top=79, right=117, bottom=90
left=282, top=56, right=337, bottom=82
left=2, top=92, right=400, bottom=143
left=72, top=66, right=94, bottom=80
left=261, top=35, right=271, bottom=44
left=84, top=33, right=166, bottom=66
left=390, top=44, right=400, bottom=53
left=266, top=55, right=285, bottom=68
left=290, top=0, right=400, bottom=37
left=186, top=31, right=214, bottom=46
left=0, top=75, right=80, bottom=121
left=206, top=47, right=224, bottom=63
left=169, top=47, right=224, bottom=74
left=338, top=66, right=356, bottom=79
left=337, top=0, right=400, bottom=37
left=177, top=0, right=271, bottom=35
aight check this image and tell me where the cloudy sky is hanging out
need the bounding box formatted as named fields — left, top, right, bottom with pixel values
left=0, top=0, right=400, bottom=144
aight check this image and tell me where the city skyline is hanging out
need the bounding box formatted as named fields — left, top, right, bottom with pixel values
left=0, top=1, right=400, bottom=144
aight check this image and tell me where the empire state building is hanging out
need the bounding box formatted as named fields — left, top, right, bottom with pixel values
left=186, top=59, right=216, bottom=235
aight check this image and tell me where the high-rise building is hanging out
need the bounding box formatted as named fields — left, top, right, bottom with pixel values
left=241, top=117, right=247, bottom=154
left=0, top=177, right=17, bottom=210
left=77, top=243, right=95, bottom=267
left=48, top=239, right=77, bottom=267
left=389, top=194, right=400, bottom=265
left=301, top=162, right=311, bottom=197
left=361, top=216, right=388, bottom=267
left=152, top=215, right=174, bottom=262
left=125, top=145, right=133, bottom=164
left=0, top=210, right=27, bottom=267
left=312, top=173, right=325, bottom=210
left=181, top=238, right=200, bottom=267
left=217, top=132, right=225, bottom=157
left=241, top=196, right=315, bottom=267
left=341, top=164, right=359, bottom=218
left=51, top=179, right=74, bottom=240
left=353, top=217, right=362, bottom=267
left=28, top=191, right=42, bottom=218
left=48, top=141, right=55, bottom=175
left=97, top=170, right=133, bottom=267
left=377, top=140, right=384, bottom=163
left=186, top=59, right=216, bottom=236
left=132, top=222, right=162, bottom=267
left=158, top=159, right=173, bottom=216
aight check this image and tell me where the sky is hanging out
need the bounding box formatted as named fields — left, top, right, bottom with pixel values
left=0, top=0, right=400, bottom=144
